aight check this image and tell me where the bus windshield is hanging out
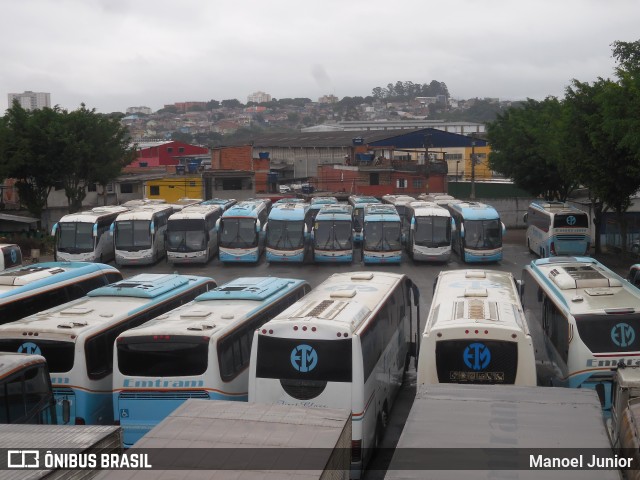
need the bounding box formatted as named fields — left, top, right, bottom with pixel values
left=364, top=221, right=402, bottom=251
left=266, top=220, right=305, bottom=250
left=58, top=222, right=94, bottom=253
left=167, top=219, right=206, bottom=252
left=464, top=219, right=502, bottom=249
left=220, top=218, right=258, bottom=248
left=117, top=336, right=208, bottom=377
left=414, top=217, right=450, bottom=247
left=314, top=221, right=352, bottom=250
left=256, top=336, right=352, bottom=382
left=0, top=340, right=75, bottom=373
left=115, top=220, right=152, bottom=250
left=0, top=363, right=57, bottom=424
left=553, top=214, right=589, bottom=228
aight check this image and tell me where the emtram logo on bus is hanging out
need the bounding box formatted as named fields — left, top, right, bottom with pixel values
left=290, top=344, right=318, bottom=372
left=611, top=323, right=636, bottom=348
left=463, top=342, right=491, bottom=371
left=17, top=342, right=41, bottom=355
left=566, top=216, right=577, bottom=226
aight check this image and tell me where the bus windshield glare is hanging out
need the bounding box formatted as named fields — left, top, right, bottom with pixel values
left=58, top=222, right=94, bottom=253
left=266, top=220, right=305, bottom=249
left=364, top=222, right=402, bottom=251
left=414, top=217, right=450, bottom=247
left=314, top=221, right=352, bottom=250
left=220, top=218, right=258, bottom=248
left=167, top=219, right=206, bottom=252
left=115, top=220, right=152, bottom=249
left=464, top=219, right=502, bottom=249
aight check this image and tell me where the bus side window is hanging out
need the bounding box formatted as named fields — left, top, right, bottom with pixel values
left=4, top=374, right=26, bottom=422
left=23, top=366, right=52, bottom=424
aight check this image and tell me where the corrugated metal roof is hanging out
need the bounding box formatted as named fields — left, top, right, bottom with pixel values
left=220, top=128, right=486, bottom=149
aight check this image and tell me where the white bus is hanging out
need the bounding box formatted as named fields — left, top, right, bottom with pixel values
left=417, top=269, right=536, bottom=386
left=0, top=273, right=216, bottom=425
left=166, top=204, right=222, bottom=264
left=522, top=256, right=640, bottom=412
left=112, top=277, right=311, bottom=447
left=249, top=271, right=421, bottom=478
left=524, top=201, right=591, bottom=258
left=52, top=206, right=128, bottom=263
left=404, top=201, right=453, bottom=263
left=112, top=204, right=174, bottom=265
left=0, top=262, right=122, bottom=325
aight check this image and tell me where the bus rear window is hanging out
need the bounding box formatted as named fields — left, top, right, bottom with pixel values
left=117, top=336, right=209, bottom=377
left=553, top=214, right=588, bottom=228
left=575, top=314, right=640, bottom=354
left=0, top=340, right=74, bottom=373
left=255, top=336, right=352, bottom=382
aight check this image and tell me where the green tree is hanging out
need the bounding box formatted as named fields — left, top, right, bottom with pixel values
left=565, top=78, right=640, bottom=253
left=0, top=103, right=65, bottom=220
left=221, top=99, right=243, bottom=109
left=60, top=104, right=136, bottom=212
left=487, top=97, right=577, bottom=201
left=157, top=105, right=178, bottom=114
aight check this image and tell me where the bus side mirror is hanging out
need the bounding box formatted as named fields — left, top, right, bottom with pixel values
left=502, top=222, right=506, bottom=236
left=109, top=223, right=115, bottom=237
left=451, top=218, right=456, bottom=232
left=150, top=221, right=155, bottom=235
left=92, top=224, right=98, bottom=237
left=516, top=279, right=524, bottom=298
left=51, top=223, right=58, bottom=236
left=263, top=221, right=268, bottom=232
left=215, top=219, right=221, bottom=232
left=205, top=231, right=210, bottom=242
left=523, top=213, right=528, bottom=224
left=410, top=218, right=415, bottom=231
left=459, top=224, right=465, bottom=238
left=256, top=220, right=261, bottom=233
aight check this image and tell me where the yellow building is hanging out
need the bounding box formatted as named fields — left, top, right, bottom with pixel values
left=145, top=176, right=203, bottom=202
left=464, top=144, right=492, bottom=180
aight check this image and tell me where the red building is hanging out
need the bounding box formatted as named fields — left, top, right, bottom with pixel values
left=129, top=141, right=210, bottom=168
left=317, top=164, right=444, bottom=197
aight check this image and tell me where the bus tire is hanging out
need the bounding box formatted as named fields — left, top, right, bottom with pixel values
left=374, top=417, right=383, bottom=450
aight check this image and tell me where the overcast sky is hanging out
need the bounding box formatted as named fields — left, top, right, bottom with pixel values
left=2, top=0, right=638, bottom=114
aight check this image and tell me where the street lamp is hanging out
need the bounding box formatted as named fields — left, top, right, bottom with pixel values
left=470, top=141, right=476, bottom=200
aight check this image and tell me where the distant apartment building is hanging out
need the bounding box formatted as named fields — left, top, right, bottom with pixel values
left=126, top=106, right=153, bottom=115
left=247, top=91, right=271, bottom=104
left=7, top=91, right=50, bottom=111
left=318, top=94, right=338, bottom=104
left=167, top=102, right=208, bottom=113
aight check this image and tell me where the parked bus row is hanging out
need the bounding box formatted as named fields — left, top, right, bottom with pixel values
left=3, top=254, right=640, bottom=477
left=51, top=198, right=239, bottom=266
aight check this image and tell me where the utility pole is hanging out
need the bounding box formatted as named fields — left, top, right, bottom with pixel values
left=470, top=141, right=476, bottom=200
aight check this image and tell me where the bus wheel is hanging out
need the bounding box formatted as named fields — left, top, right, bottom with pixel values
left=374, top=417, right=383, bottom=449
